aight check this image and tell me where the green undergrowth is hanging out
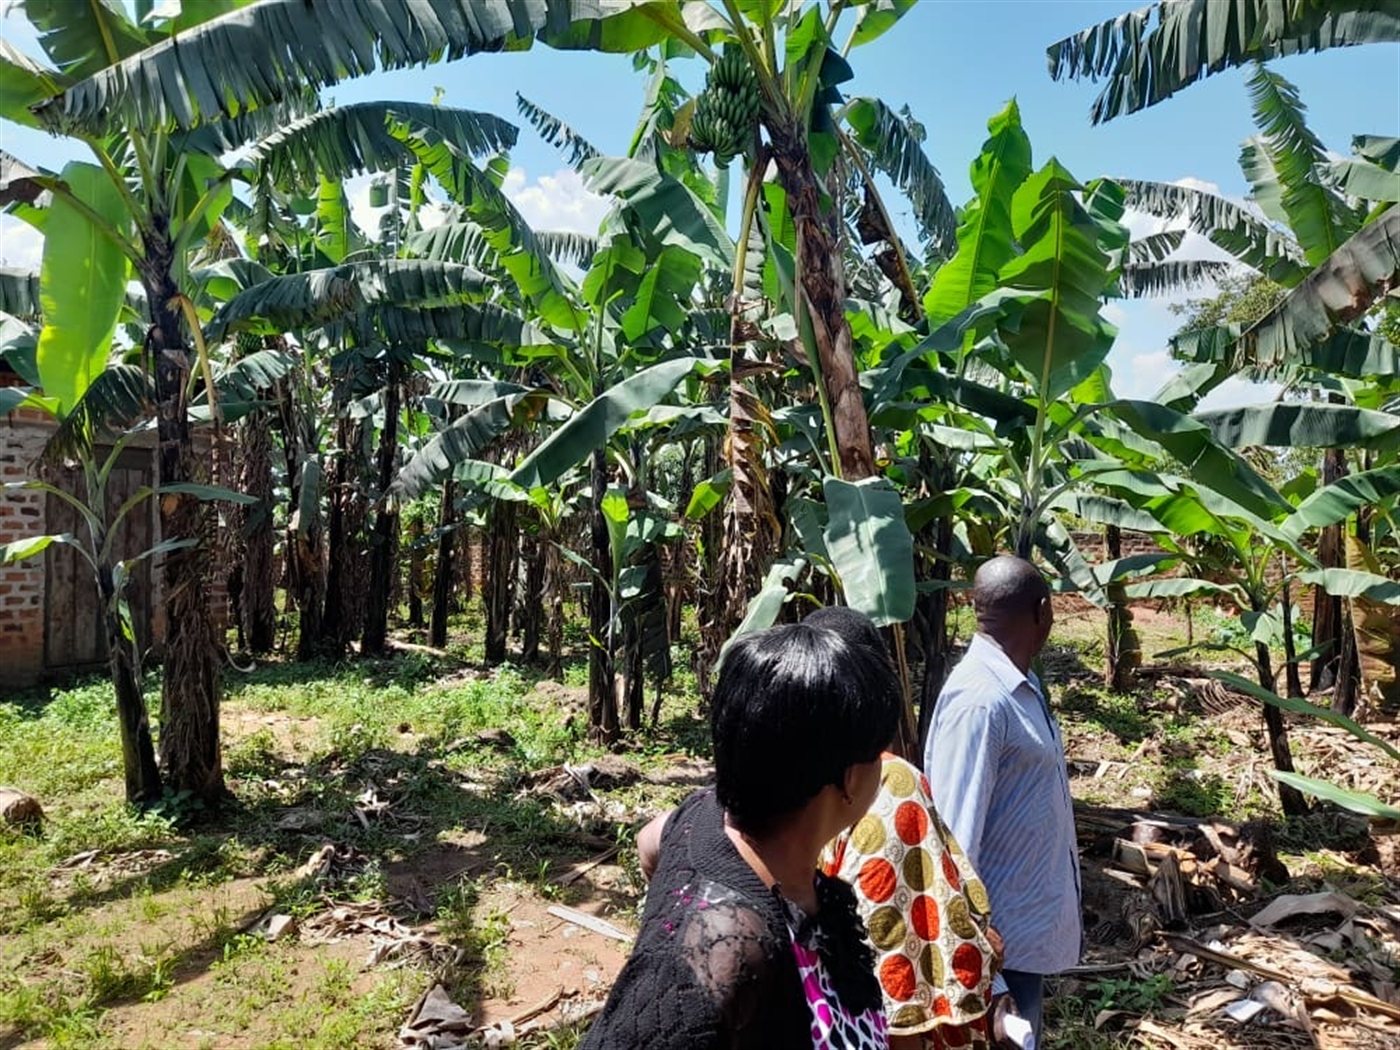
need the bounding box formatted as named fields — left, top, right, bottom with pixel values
left=0, top=646, right=709, bottom=1048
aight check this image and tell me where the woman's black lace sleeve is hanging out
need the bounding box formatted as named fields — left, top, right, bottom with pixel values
left=580, top=878, right=785, bottom=1049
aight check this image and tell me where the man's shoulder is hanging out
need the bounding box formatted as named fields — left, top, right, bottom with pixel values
left=940, top=654, right=1015, bottom=705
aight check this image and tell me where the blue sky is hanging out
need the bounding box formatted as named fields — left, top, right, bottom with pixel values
left=2, top=1, right=1397, bottom=404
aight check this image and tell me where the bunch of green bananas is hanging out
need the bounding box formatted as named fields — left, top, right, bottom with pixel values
left=690, top=48, right=760, bottom=167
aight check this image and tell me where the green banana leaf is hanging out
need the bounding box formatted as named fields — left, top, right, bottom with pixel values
left=718, top=556, right=809, bottom=669
left=33, top=0, right=670, bottom=135
left=923, top=99, right=1032, bottom=328
left=393, top=392, right=548, bottom=502
left=205, top=260, right=489, bottom=340
left=1195, top=402, right=1400, bottom=452
left=1213, top=670, right=1400, bottom=762
left=1299, top=568, right=1400, bottom=606
left=392, top=120, right=585, bottom=332
left=822, top=476, right=915, bottom=627
left=248, top=102, right=518, bottom=190
left=1269, top=771, right=1400, bottom=822
left=510, top=357, right=703, bottom=490
left=1282, top=463, right=1400, bottom=539
left=581, top=156, right=733, bottom=271
left=991, top=159, right=1117, bottom=401
left=36, top=160, right=131, bottom=416
left=1047, top=2, right=1400, bottom=124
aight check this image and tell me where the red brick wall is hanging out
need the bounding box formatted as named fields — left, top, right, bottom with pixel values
left=0, top=409, right=52, bottom=687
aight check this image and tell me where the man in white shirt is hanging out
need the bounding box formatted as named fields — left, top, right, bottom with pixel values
left=925, top=556, right=1081, bottom=1044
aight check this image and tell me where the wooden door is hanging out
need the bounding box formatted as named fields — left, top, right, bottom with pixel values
left=44, top=450, right=155, bottom=673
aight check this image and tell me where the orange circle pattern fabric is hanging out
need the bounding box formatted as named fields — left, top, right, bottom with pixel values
left=823, top=756, right=996, bottom=1048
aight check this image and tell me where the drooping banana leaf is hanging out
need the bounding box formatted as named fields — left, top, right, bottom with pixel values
left=1111, top=399, right=1292, bottom=522
left=1120, top=178, right=1307, bottom=285
left=1117, top=259, right=1233, bottom=298
left=1237, top=208, right=1400, bottom=370
left=822, top=476, right=915, bottom=627
left=205, top=260, right=489, bottom=340
left=717, top=556, right=809, bottom=670
left=392, top=391, right=550, bottom=501
left=510, top=357, right=703, bottom=490
left=392, top=120, right=585, bottom=332
left=1194, top=402, right=1400, bottom=453
left=581, top=156, right=733, bottom=271
left=1047, top=1, right=1400, bottom=124
left=247, top=102, right=518, bottom=190
left=1299, top=568, right=1400, bottom=605
left=1327, top=157, right=1400, bottom=203
left=1281, top=463, right=1400, bottom=540
left=0, top=267, right=42, bottom=320
left=43, top=362, right=153, bottom=463
left=1033, top=516, right=1106, bottom=606
left=0, top=36, right=68, bottom=128
left=516, top=93, right=600, bottom=170
left=32, top=0, right=671, bottom=135
left=843, top=96, right=957, bottom=252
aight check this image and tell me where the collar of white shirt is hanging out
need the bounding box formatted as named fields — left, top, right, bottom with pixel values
left=968, top=632, right=1041, bottom=699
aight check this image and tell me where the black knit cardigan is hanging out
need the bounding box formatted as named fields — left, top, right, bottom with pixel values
left=579, top=788, right=881, bottom=1050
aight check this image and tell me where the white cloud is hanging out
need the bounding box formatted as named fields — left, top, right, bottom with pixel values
left=0, top=215, right=42, bottom=269
left=341, top=165, right=609, bottom=245
left=1170, top=176, right=1224, bottom=197
left=502, top=166, right=610, bottom=234
left=1111, top=349, right=1176, bottom=401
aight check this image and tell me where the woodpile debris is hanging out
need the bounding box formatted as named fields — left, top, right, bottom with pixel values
left=1074, top=804, right=1400, bottom=1047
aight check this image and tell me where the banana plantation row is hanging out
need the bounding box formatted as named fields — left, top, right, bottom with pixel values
left=0, top=2, right=1396, bottom=828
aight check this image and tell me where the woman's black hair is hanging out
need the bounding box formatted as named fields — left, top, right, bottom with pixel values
left=711, top=622, right=902, bottom=835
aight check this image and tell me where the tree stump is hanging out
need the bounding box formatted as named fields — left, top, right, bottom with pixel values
left=0, top=788, right=43, bottom=829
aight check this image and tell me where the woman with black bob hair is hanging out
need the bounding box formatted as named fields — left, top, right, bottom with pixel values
left=581, top=622, right=903, bottom=1049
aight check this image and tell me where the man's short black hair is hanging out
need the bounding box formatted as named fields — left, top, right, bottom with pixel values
left=711, top=622, right=902, bottom=835
left=973, top=555, right=1050, bottom=622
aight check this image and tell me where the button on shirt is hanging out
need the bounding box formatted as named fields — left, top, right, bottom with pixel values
left=924, top=634, right=1081, bottom=975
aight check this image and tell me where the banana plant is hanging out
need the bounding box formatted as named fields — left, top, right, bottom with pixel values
left=0, top=312, right=252, bottom=806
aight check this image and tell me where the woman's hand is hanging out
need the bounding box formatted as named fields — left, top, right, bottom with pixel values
left=991, top=992, right=1034, bottom=1049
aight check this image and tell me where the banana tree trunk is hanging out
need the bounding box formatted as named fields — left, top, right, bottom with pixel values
left=407, top=514, right=425, bottom=629
left=142, top=258, right=224, bottom=805
left=768, top=128, right=875, bottom=482
left=362, top=365, right=402, bottom=657
left=95, top=528, right=161, bottom=804
left=430, top=480, right=455, bottom=649
left=277, top=378, right=325, bottom=660
left=915, top=451, right=955, bottom=745
left=520, top=527, right=544, bottom=665
left=1104, top=524, right=1139, bottom=691
left=1279, top=557, right=1304, bottom=700
left=1252, top=619, right=1308, bottom=817
left=544, top=538, right=564, bottom=679
left=239, top=407, right=276, bottom=654
left=484, top=498, right=518, bottom=666
left=1311, top=445, right=1348, bottom=692
left=588, top=446, right=618, bottom=742
left=323, top=417, right=367, bottom=652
